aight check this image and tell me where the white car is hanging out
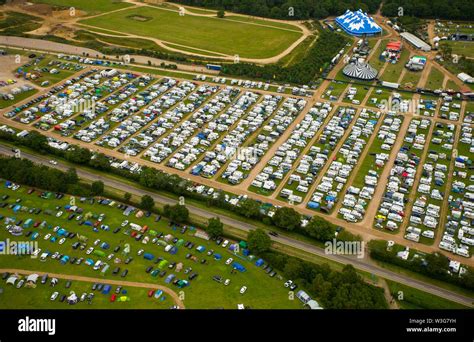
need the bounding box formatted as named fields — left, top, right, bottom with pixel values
left=137, top=249, right=144, bottom=256
left=121, top=220, right=129, bottom=227
left=240, top=286, right=247, bottom=294
left=55, top=211, right=63, bottom=218
left=50, top=292, right=59, bottom=301
left=44, top=233, right=51, bottom=240
left=58, top=238, right=66, bottom=245
left=222, top=240, right=229, bottom=248
left=284, top=280, right=293, bottom=288
left=86, top=247, right=94, bottom=255
left=224, top=279, right=230, bottom=286
left=93, top=239, right=101, bottom=246
left=49, top=160, right=58, bottom=165
left=225, top=258, right=233, bottom=265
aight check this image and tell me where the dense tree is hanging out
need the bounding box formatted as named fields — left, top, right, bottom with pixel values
left=89, top=153, right=111, bottom=171
left=206, top=217, right=224, bottom=238
left=90, top=180, right=104, bottom=196
left=237, top=198, right=261, bottom=219
left=247, top=228, right=272, bottom=254
left=173, top=0, right=382, bottom=19
left=272, top=207, right=301, bottom=231
left=382, top=0, right=473, bottom=20
left=140, top=195, right=155, bottom=211
left=163, top=204, right=189, bottom=223
left=217, top=9, right=225, bottom=18
left=124, top=192, right=132, bottom=203
left=222, top=28, right=348, bottom=84
left=64, top=168, right=79, bottom=184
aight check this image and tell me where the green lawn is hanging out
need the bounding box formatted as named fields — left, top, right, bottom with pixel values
left=79, top=6, right=302, bottom=59
left=380, top=49, right=411, bottom=83
left=439, top=40, right=474, bottom=57
left=18, top=57, right=82, bottom=87
left=425, top=67, right=445, bottom=90
left=0, top=185, right=302, bottom=309
left=31, top=0, right=133, bottom=15
left=387, top=280, right=468, bottom=309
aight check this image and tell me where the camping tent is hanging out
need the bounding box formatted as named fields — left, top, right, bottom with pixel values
left=232, top=262, right=247, bottom=272
left=342, top=62, right=378, bottom=80
left=335, top=9, right=382, bottom=36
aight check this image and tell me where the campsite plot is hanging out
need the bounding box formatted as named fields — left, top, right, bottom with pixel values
left=342, top=85, right=370, bottom=106
left=403, top=122, right=457, bottom=245
left=0, top=277, right=170, bottom=309
left=340, top=114, right=404, bottom=222
left=313, top=108, right=381, bottom=216
left=440, top=126, right=474, bottom=259
left=373, top=118, right=431, bottom=233
left=322, top=81, right=349, bottom=102
left=0, top=185, right=302, bottom=309
left=144, top=84, right=237, bottom=167
left=273, top=102, right=334, bottom=202
left=306, top=106, right=357, bottom=212
left=16, top=56, right=84, bottom=88
left=250, top=102, right=332, bottom=198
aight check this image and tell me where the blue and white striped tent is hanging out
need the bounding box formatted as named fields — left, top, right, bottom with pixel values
left=335, top=9, right=381, bottom=36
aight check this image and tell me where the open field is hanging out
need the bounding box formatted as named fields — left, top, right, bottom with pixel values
left=31, top=0, right=133, bottom=14
left=79, top=5, right=302, bottom=59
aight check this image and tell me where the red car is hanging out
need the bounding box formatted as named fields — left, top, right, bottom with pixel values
left=110, top=294, right=117, bottom=302
left=147, top=289, right=155, bottom=297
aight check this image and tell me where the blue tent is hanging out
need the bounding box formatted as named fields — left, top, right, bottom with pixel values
left=102, top=285, right=111, bottom=295
left=335, top=9, right=382, bottom=36
left=232, top=262, right=246, bottom=272
left=196, top=245, right=206, bottom=253
left=214, top=253, right=222, bottom=260
left=255, top=259, right=264, bottom=267
left=143, top=253, right=155, bottom=260
left=169, top=246, right=178, bottom=255
left=307, top=201, right=320, bottom=209
left=84, top=221, right=93, bottom=226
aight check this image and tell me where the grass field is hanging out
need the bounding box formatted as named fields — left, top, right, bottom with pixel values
left=17, top=56, right=81, bottom=87
left=439, top=41, right=474, bottom=57
left=387, top=280, right=468, bottom=309
left=0, top=185, right=302, bottom=309
left=31, top=0, right=133, bottom=14
left=79, top=6, right=302, bottom=59
left=425, top=67, right=445, bottom=90
left=380, top=49, right=411, bottom=83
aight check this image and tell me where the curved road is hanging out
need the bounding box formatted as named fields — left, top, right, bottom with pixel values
left=0, top=145, right=471, bottom=308
left=1, top=268, right=184, bottom=308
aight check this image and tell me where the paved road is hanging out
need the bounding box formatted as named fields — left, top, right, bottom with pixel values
left=0, top=145, right=472, bottom=308
left=1, top=268, right=184, bottom=308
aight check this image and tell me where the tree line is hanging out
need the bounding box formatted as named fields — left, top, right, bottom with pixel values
left=382, top=0, right=474, bottom=21
left=0, top=130, right=359, bottom=244
left=369, top=240, right=474, bottom=291
left=261, top=250, right=388, bottom=308
left=221, top=27, right=348, bottom=84
left=172, top=0, right=382, bottom=19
